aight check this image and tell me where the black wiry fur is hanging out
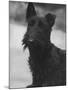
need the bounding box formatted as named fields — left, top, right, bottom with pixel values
left=22, top=2, right=66, bottom=88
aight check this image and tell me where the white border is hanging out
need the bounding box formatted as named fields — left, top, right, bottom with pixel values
left=10, top=0, right=67, bottom=4
left=0, top=0, right=67, bottom=90
left=0, top=0, right=9, bottom=90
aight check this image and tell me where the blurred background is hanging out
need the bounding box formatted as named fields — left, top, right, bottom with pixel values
left=9, top=1, right=66, bottom=88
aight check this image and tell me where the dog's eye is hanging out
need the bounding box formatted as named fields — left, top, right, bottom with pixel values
left=38, top=21, right=45, bottom=29
left=29, top=20, right=35, bottom=26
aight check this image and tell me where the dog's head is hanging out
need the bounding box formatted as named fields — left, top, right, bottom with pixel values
left=23, top=3, right=56, bottom=50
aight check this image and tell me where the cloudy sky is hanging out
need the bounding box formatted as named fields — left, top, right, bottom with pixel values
left=9, top=1, right=66, bottom=88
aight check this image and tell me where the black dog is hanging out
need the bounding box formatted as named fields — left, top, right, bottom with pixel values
left=22, top=3, right=66, bottom=88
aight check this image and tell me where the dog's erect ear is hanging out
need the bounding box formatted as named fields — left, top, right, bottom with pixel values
left=26, top=2, right=36, bottom=21
left=45, top=13, right=56, bottom=27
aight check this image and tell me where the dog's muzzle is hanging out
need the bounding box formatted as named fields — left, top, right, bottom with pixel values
left=23, top=38, right=42, bottom=48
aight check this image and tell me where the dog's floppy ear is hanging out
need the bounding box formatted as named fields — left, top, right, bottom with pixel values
left=45, top=13, right=56, bottom=27
left=26, top=2, right=36, bottom=21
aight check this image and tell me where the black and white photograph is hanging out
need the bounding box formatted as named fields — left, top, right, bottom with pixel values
left=9, top=1, right=66, bottom=89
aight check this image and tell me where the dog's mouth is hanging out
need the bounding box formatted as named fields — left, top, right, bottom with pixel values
left=22, top=38, right=43, bottom=50
left=22, top=37, right=51, bottom=52
left=22, top=38, right=51, bottom=59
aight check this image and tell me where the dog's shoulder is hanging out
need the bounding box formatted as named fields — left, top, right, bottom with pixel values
left=49, top=43, right=66, bottom=66
left=51, top=44, right=66, bottom=56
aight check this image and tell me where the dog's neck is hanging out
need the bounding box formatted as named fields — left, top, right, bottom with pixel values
left=29, top=42, right=52, bottom=62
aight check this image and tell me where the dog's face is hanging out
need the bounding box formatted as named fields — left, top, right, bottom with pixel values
left=23, top=3, right=56, bottom=49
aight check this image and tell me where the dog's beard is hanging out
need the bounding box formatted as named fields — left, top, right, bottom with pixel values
left=22, top=41, right=44, bottom=54
left=22, top=37, right=51, bottom=52
left=22, top=41, right=28, bottom=50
